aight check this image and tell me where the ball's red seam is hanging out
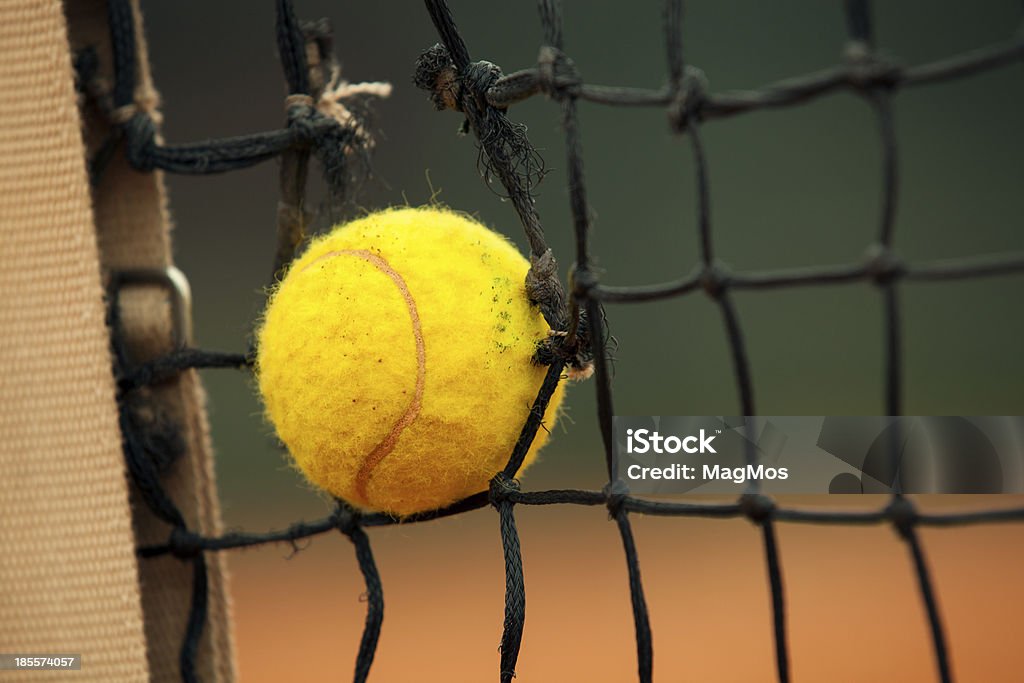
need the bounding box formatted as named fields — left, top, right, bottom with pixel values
left=300, top=249, right=426, bottom=506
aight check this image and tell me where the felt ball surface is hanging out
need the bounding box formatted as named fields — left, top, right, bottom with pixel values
left=256, top=206, right=565, bottom=516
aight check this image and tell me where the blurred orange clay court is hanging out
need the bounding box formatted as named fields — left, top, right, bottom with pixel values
left=230, top=496, right=1024, bottom=682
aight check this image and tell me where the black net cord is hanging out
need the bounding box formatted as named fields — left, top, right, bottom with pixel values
left=118, top=349, right=249, bottom=393
left=684, top=120, right=757, bottom=423
left=538, top=0, right=601, bottom=356
left=105, top=0, right=136, bottom=111
left=138, top=481, right=1024, bottom=552
left=118, top=379, right=203, bottom=682
left=274, top=0, right=310, bottom=95
left=488, top=360, right=566, bottom=683
left=181, top=557, right=209, bottom=683
left=111, top=278, right=208, bottom=681
left=493, top=486, right=526, bottom=683
left=421, top=0, right=569, bottom=333
left=613, top=505, right=653, bottom=683
left=716, top=292, right=755, bottom=418
left=683, top=119, right=759, bottom=448
left=487, top=363, right=567, bottom=682
left=272, top=12, right=333, bottom=325
left=501, top=362, right=567, bottom=479
left=760, top=520, right=789, bottom=683
left=425, top=0, right=471, bottom=69
left=684, top=122, right=755, bottom=418
left=344, top=523, right=384, bottom=683
left=685, top=118, right=762, bottom=492
left=583, top=296, right=616, bottom=480
left=537, top=0, right=592, bottom=273
left=883, top=285, right=902, bottom=419
left=687, top=124, right=713, bottom=267
left=867, top=83, right=901, bottom=422
left=844, top=1, right=953, bottom=679
left=900, top=524, right=953, bottom=683
left=532, top=0, right=613, bottom=477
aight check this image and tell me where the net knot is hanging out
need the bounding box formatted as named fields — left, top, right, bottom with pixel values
left=413, top=44, right=505, bottom=115
left=740, top=493, right=776, bottom=523
left=535, top=325, right=595, bottom=380
left=699, top=261, right=729, bottom=299
left=489, top=472, right=521, bottom=506
left=332, top=503, right=361, bottom=537
left=286, top=103, right=322, bottom=145
left=669, top=66, right=709, bottom=133
left=529, top=261, right=595, bottom=378
left=603, top=479, right=630, bottom=518
left=313, top=67, right=392, bottom=152
left=82, top=65, right=162, bottom=127
left=864, top=244, right=905, bottom=285
left=886, top=496, right=918, bottom=539
left=526, top=249, right=563, bottom=308
left=283, top=84, right=372, bottom=198
left=414, top=43, right=460, bottom=111
left=844, top=42, right=902, bottom=89
left=536, top=45, right=580, bottom=99
left=123, top=112, right=157, bottom=172
left=463, top=60, right=504, bottom=112
left=168, top=527, right=202, bottom=559
left=571, top=266, right=599, bottom=300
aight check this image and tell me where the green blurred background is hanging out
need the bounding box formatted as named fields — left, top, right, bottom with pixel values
left=136, top=1, right=1023, bottom=680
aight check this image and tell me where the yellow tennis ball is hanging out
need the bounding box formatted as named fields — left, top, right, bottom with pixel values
left=256, top=206, right=565, bottom=516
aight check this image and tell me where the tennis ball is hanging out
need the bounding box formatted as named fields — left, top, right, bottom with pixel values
left=256, top=206, right=565, bottom=516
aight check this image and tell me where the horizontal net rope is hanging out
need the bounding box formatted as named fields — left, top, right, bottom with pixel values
left=92, top=0, right=1024, bottom=681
